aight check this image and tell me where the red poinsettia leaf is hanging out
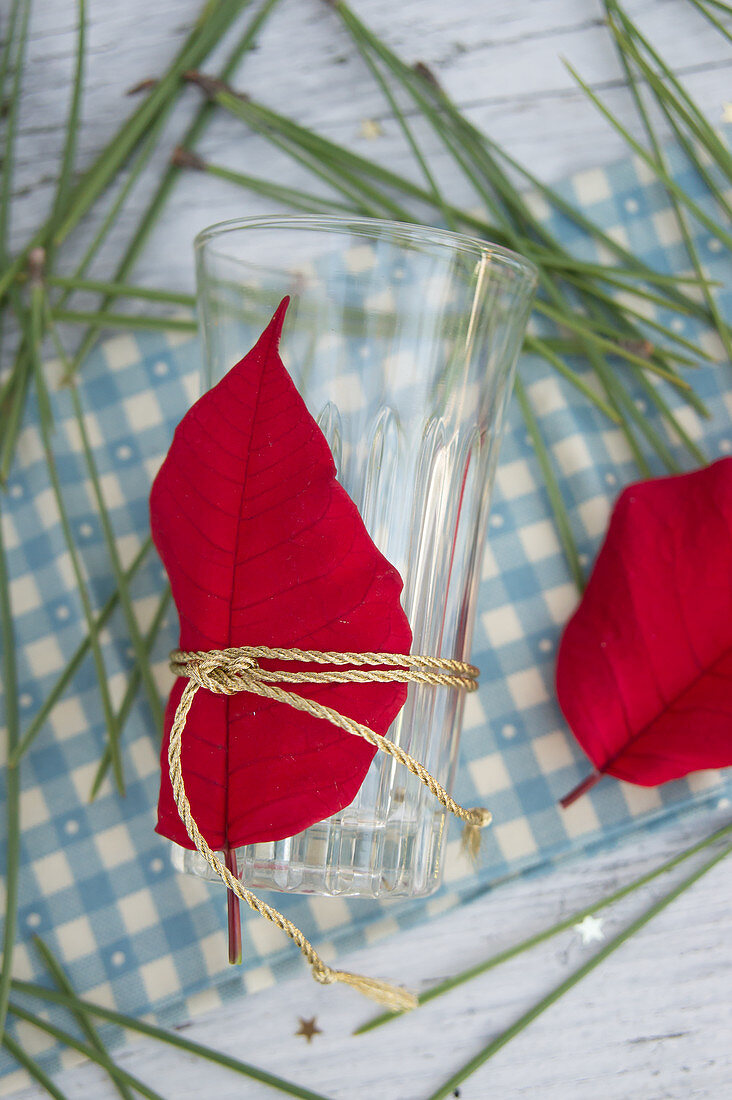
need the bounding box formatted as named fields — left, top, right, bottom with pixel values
left=556, top=458, right=732, bottom=804
left=151, top=298, right=412, bottom=850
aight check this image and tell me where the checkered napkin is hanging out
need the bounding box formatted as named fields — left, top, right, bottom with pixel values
left=2, top=140, right=731, bottom=1088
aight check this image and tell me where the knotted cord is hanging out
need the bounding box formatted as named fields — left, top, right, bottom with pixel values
left=168, top=645, right=491, bottom=1009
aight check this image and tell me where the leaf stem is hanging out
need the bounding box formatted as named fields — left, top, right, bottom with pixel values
left=560, top=770, right=603, bottom=808
left=224, top=844, right=243, bottom=965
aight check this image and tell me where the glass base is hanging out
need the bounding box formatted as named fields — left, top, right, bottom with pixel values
left=172, top=810, right=447, bottom=899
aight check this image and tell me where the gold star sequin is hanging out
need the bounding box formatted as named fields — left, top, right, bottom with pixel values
left=360, top=118, right=384, bottom=140
left=295, top=1016, right=323, bottom=1042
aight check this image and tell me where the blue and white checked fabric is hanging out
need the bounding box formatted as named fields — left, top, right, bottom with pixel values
left=2, top=140, right=731, bottom=1087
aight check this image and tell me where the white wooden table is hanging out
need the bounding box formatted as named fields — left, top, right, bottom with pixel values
left=6, top=0, right=732, bottom=1096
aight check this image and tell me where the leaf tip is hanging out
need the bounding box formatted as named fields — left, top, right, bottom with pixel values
left=249, top=295, right=291, bottom=359
left=271, top=294, right=290, bottom=336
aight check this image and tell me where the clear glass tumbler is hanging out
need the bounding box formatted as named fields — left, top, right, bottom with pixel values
left=174, top=215, right=536, bottom=899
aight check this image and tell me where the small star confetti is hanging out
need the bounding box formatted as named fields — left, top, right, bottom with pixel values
left=359, top=118, right=383, bottom=140
left=295, top=1016, right=322, bottom=1043
left=574, top=915, right=604, bottom=944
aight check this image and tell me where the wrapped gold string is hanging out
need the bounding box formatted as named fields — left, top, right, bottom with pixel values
left=168, top=645, right=491, bottom=1009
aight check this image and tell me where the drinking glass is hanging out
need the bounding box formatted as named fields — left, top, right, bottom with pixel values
left=174, top=215, right=536, bottom=899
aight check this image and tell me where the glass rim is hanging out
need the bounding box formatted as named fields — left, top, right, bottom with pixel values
left=194, top=213, right=538, bottom=285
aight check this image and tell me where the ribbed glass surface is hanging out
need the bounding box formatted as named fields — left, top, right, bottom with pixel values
left=175, top=216, right=536, bottom=898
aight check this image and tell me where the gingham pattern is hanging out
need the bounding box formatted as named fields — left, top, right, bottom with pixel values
left=2, top=140, right=732, bottom=1087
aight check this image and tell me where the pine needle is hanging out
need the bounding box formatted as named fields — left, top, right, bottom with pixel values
left=426, top=833, right=732, bottom=1099
left=514, top=376, right=584, bottom=589
left=34, top=937, right=135, bottom=1100
left=68, top=382, right=164, bottom=729
left=13, top=964, right=335, bottom=1100
left=357, top=819, right=732, bottom=1033
left=2, top=1032, right=69, bottom=1100
left=29, top=285, right=125, bottom=793
left=90, top=586, right=172, bottom=800
left=0, top=497, right=20, bottom=1041
left=7, top=1000, right=168, bottom=1100
left=52, top=308, right=196, bottom=335
left=9, top=539, right=153, bottom=765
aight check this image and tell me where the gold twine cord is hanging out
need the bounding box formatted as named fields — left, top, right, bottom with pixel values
left=168, top=645, right=492, bottom=1010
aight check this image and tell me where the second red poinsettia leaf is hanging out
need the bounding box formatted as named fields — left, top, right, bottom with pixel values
left=557, top=458, right=732, bottom=806
left=151, top=297, right=412, bottom=850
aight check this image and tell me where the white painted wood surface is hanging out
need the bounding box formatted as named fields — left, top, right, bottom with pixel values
left=4, top=0, right=732, bottom=1096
